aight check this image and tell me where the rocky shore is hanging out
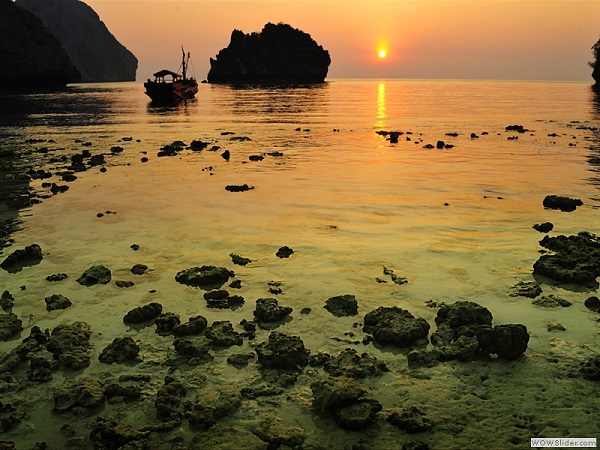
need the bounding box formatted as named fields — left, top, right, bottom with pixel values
left=0, top=119, right=599, bottom=449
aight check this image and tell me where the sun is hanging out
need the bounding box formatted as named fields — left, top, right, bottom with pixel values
left=378, top=49, right=387, bottom=59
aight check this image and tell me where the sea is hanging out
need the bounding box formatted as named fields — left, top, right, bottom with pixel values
left=0, top=79, right=599, bottom=449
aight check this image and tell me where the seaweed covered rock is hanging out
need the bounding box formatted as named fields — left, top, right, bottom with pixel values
left=173, top=315, right=208, bottom=336
left=543, top=195, right=583, bottom=212
left=0, top=313, right=22, bottom=341
left=385, top=406, right=434, bottom=434
left=188, top=385, right=242, bottom=430
left=76, top=265, right=111, bottom=286
left=53, top=376, right=105, bottom=415
left=334, top=398, right=382, bottom=430
left=207, top=22, right=331, bottom=84
left=255, top=331, right=309, bottom=370
left=533, top=232, right=600, bottom=283
left=44, top=293, right=72, bottom=311
left=323, top=348, right=387, bottom=379
left=46, top=321, right=93, bottom=369
left=363, top=306, right=430, bottom=347
left=205, top=321, right=243, bottom=347
left=1, top=244, right=42, bottom=272
left=253, top=298, right=293, bottom=323
left=172, top=337, right=213, bottom=364
left=89, top=417, right=150, bottom=449
left=252, top=414, right=305, bottom=448
left=324, top=294, right=358, bottom=317
left=0, top=401, right=27, bottom=432
left=123, top=302, right=163, bottom=324
left=155, top=376, right=187, bottom=420
left=98, top=336, right=140, bottom=364
left=579, top=355, right=600, bottom=381
left=311, top=375, right=365, bottom=412
left=175, top=265, right=234, bottom=289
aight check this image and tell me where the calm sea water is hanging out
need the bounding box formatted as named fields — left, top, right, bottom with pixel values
left=0, top=79, right=599, bottom=448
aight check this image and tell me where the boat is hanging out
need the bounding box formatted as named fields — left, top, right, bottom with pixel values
left=144, top=47, right=198, bottom=102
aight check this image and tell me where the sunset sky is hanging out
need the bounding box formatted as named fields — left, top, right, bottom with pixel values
left=84, top=0, right=600, bottom=82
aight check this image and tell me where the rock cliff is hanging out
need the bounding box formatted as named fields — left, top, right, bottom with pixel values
left=592, top=37, right=600, bottom=86
left=16, top=0, right=137, bottom=82
left=0, top=0, right=76, bottom=86
left=207, top=23, right=331, bottom=84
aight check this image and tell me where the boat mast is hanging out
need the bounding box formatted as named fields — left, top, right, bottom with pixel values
left=181, top=46, right=186, bottom=80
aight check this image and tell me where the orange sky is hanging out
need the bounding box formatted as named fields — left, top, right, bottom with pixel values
left=85, top=0, right=600, bottom=82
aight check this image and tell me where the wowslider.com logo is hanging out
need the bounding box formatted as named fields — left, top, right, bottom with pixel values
left=531, top=438, right=597, bottom=448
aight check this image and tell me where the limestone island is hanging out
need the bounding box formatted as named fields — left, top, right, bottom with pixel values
left=207, top=22, right=331, bottom=84
left=592, top=37, right=600, bottom=88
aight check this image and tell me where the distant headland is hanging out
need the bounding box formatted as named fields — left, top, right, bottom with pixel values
left=591, top=37, right=600, bottom=87
left=207, top=23, right=331, bottom=84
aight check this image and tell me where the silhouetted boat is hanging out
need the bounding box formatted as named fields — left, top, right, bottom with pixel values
left=144, top=47, right=198, bottom=102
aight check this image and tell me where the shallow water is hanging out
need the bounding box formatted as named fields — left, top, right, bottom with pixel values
left=1, top=79, right=599, bottom=448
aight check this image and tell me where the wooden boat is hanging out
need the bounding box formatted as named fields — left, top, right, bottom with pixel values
left=144, top=47, right=198, bottom=102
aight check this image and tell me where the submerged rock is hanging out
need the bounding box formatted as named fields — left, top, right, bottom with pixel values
left=46, top=321, right=93, bottom=369
left=532, top=294, right=572, bottom=308
left=323, top=348, right=387, bottom=379
left=1, top=244, right=43, bottom=272
left=324, top=294, right=358, bottom=317
left=98, top=336, right=140, bottom=364
left=543, top=195, right=583, bottom=212
left=53, top=376, right=105, bottom=415
left=76, top=265, right=111, bottom=286
left=123, top=302, right=163, bottom=324
left=385, top=406, right=434, bottom=434
left=311, top=375, right=365, bottom=412
left=510, top=281, right=542, bottom=298
left=579, top=355, right=600, bottom=381
left=335, top=398, right=382, bottom=430
left=188, top=385, right=242, bottom=430
left=205, top=321, right=243, bottom=347
left=207, top=22, right=331, bottom=83
left=0, top=313, right=23, bottom=341
left=175, top=265, right=234, bottom=289
left=255, top=331, right=309, bottom=370
left=89, top=417, right=150, bottom=449
left=254, top=298, right=293, bottom=323
left=44, top=293, right=72, bottom=311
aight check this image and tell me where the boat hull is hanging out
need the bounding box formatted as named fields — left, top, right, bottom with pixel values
left=144, top=79, right=198, bottom=102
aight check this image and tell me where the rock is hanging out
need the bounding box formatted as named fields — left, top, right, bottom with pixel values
left=533, top=222, right=554, bottom=233
left=123, top=302, right=162, bottom=324
left=130, top=264, right=148, bottom=275
left=173, top=337, right=213, bottom=364
left=323, top=348, right=387, bottom=379
left=190, top=423, right=268, bottom=450
left=275, top=246, right=294, bottom=258
left=0, top=0, right=75, bottom=86
left=227, top=352, right=255, bottom=368
left=533, top=232, right=600, bottom=284
left=324, top=294, right=358, bottom=317
left=155, top=377, right=187, bottom=420
left=255, top=331, right=309, bottom=370
left=383, top=266, right=408, bottom=285
left=0, top=314, right=23, bottom=341
left=173, top=315, right=208, bottom=336
left=434, top=301, right=492, bottom=329
left=53, top=377, right=104, bottom=415
left=205, top=321, right=243, bottom=347
left=584, top=296, right=600, bottom=312
left=89, top=417, right=150, bottom=449
left=188, top=385, right=242, bottom=430
left=1, top=244, right=43, bottom=272
left=45, top=273, right=68, bottom=282
left=386, top=406, right=434, bottom=434
left=175, top=265, right=233, bottom=289
left=98, top=336, right=140, bottom=364
left=310, top=375, right=365, bottom=412
left=547, top=322, right=566, bottom=332
left=0, top=337, right=39, bottom=373
left=543, top=195, right=583, bottom=212
left=532, top=294, right=572, bottom=308
left=221, top=150, right=231, bottom=161
left=76, top=265, right=111, bottom=286
left=493, top=324, right=529, bottom=359
left=253, top=298, right=293, bottom=323
left=0, top=291, right=14, bottom=312
left=335, top=398, right=382, bottom=430
left=579, top=355, right=600, bottom=381
left=16, top=0, right=137, bottom=82
left=0, top=401, right=27, bottom=433
left=44, top=293, right=72, bottom=311
left=510, top=281, right=542, bottom=298
left=115, top=280, right=134, bottom=288
left=104, top=383, right=141, bottom=403
left=155, top=312, right=181, bottom=334
left=363, top=306, right=430, bottom=348
left=225, top=184, right=254, bottom=192
left=46, top=321, right=93, bottom=369
left=252, top=414, right=305, bottom=448
left=207, top=22, right=330, bottom=83
left=230, top=253, right=252, bottom=266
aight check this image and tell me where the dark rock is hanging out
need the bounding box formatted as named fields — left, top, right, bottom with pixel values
left=155, top=312, right=181, bottom=334
left=227, top=353, right=255, bottom=368
left=44, top=293, right=72, bottom=311
left=1, top=244, right=43, bottom=272
left=16, top=0, right=137, bottom=82
left=173, top=316, right=208, bottom=336
left=579, top=355, right=600, bottom=381
left=363, top=306, right=430, bottom=347
left=205, top=321, right=243, bottom=347
left=584, top=296, right=600, bottom=312
left=533, top=222, right=554, bottom=233
left=89, top=417, right=150, bottom=449
left=335, top=398, right=382, bottom=430
left=115, top=280, right=134, bottom=288
left=189, top=423, right=269, bottom=450
left=383, top=266, right=408, bottom=285
left=254, top=298, right=293, bottom=323
left=386, top=406, right=434, bottom=433
left=276, top=246, right=294, bottom=258
left=225, top=184, right=254, bottom=192
left=435, top=301, right=492, bottom=329
left=98, top=336, right=140, bottom=364
left=324, top=294, right=358, bottom=317
left=255, top=331, right=309, bottom=370
left=252, top=414, right=305, bottom=448
left=207, top=22, right=330, bottom=83
left=0, top=0, right=75, bottom=86
left=190, top=140, right=209, bottom=150
left=249, top=154, right=264, bottom=161
left=76, top=265, right=111, bottom=286
left=173, top=337, right=213, bottom=363
left=0, top=314, right=23, bottom=341
left=123, top=302, right=162, bottom=324
left=323, top=348, right=387, bottom=379
left=188, top=385, right=242, bottom=431
left=493, top=324, right=530, bottom=359
left=46, top=321, right=93, bottom=369
left=206, top=294, right=245, bottom=310
left=53, top=377, right=104, bottom=414
left=175, top=265, right=233, bottom=289
left=510, top=281, right=542, bottom=298
left=0, top=401, right=27, bottom=433
left=230, top=253, right=252, bottom=266
left=310, top=375, right=365, bottom=412
left=204, top=290, right=229, bottom=301
left=45, top=273, right=68, bottom=282
left=543, top=195, right=583, bottom=212
left=0, top=291, right=14, bottom=312
left=104, top=383, right=141, bottom=402
left=155, top=377, right=187, bottom=420
left=131, top=264, right=148, bottom=275
left=533, top=232, right=600, bottom=283
left=27, top=353, right=56, bottom=382
left=0, top=337, right=39, bottom=373
left=532, top=294, right=572, bottom=308
left=221, top=150, right=231, bottom=161
left=505, top=124, right=529, bottom=133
